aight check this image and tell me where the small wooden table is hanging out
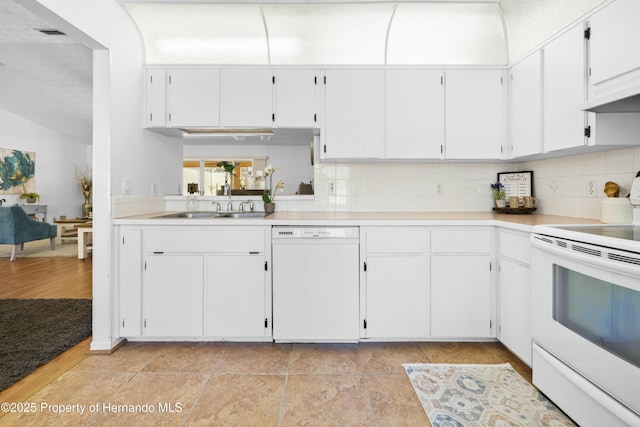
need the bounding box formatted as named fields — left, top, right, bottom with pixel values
left=54, top=218, right=90, bottom=242
left=76, top=222, right=92, bottom=259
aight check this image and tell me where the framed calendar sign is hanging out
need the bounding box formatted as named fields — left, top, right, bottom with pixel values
left=497, top=171, right=533, bottom=199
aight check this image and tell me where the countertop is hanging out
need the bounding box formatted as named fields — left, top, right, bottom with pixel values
left=115, top=211, right=601, bottom=232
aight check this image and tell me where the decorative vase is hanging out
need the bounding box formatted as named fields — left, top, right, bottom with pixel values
left=264, top=202, right=275, bottom=214
left=26, top=197, right=37, bottom=204
left=495, top=199, right=506, bottom=208
left=82, top=200, right=92, bottom=218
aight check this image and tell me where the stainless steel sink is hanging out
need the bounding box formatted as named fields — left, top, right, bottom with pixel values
left=215, top=212, right=270, bottom=218
left=159, top=211, right=269, bottom=219
left=159, top=211, right=219, bottom=219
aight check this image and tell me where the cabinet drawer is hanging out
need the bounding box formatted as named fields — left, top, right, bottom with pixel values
left=431, top=229, right=490, bottom=253
left=365, top=228, right=429, bottom=254
left=499, top=231, right=531, bottom=265
left=144, top=228, right=266, bottom=253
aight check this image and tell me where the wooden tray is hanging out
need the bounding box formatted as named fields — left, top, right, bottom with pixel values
left=493, top=207, right=537, bottom=214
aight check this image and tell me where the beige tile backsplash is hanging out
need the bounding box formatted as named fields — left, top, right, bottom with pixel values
left=296, top=146, right=640, bottom=220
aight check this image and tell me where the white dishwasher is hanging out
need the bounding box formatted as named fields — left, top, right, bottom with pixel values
left=272, top=226, right=360, bottom=343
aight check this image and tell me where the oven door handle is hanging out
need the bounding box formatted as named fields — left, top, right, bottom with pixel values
left=531, top=236, right=640, bottom=277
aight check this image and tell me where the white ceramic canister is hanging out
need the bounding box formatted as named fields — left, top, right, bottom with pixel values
left=600, top=198, right=633, bottom=224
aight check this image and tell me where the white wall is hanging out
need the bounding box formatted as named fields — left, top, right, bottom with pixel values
left=501, top=0, right=607, bottom=62
left=0, top=108, right=88, bottom=222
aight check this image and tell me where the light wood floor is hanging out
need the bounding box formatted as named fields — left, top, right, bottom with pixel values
left=0, top=257, right=93, bottom=411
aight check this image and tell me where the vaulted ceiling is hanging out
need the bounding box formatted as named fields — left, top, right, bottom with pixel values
left=0, top=1, right=92, bottom=144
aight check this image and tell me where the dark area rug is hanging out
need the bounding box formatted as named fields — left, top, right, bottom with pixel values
left=0, top=299, right=92, bottom=391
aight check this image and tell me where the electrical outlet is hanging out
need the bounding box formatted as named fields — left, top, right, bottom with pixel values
left=586, top=179, right=598, bottom=198
left=436, top=183, right=444, bottom=195
left=328, top=181, right=336, bottom=195
left=151, top=182, right=158, bottom=196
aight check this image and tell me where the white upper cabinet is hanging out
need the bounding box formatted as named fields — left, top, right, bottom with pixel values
left=510, top=51, right=542, bottom=158
left=542, top=24, right=589, bottom=152
left=588, top=0, right=640, bottom=87
left=166, top=68, right=220, bottom=127
left=444, top=69, right=506, bottom=159
left=274, top=69, right=318, bottom=128
left=322, top=69, right=385, bottom=159
left=220, top=68, right=273, bottom=127
left=145, top=69, right=166, bottom=128
left=386, top=70, right=444, bottom=159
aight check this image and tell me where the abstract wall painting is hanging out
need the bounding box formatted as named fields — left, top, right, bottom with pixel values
left=0, top=148, right=36, bottom=194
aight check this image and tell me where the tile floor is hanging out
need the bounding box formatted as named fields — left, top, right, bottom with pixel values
left=1, top=341, right=531, bottom=426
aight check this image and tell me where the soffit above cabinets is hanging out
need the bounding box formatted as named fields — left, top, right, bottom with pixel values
left=120, top=1, right=507, bottom=65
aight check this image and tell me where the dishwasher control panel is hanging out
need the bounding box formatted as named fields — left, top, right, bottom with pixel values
left=272, top=226, right=359, bottom=239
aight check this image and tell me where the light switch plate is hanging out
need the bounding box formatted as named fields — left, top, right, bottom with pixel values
left=122, top=178, right=132, bottom=195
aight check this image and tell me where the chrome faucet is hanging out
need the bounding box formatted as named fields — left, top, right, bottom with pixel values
left=239, top=200, right=254, bottom=212
left=211, top=201, right=221, bottom=212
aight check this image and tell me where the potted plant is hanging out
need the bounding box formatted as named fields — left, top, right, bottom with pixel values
left=20, top=192, right=40, bottom=204
left=262, top=165, right=285, bottom=214
left=491, top=182, right=506, bottom=208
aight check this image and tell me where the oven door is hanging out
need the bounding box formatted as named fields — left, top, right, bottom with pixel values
left=531, top=238, right=640, bottom=416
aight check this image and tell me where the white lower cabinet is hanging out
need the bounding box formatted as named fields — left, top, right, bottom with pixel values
left=204, top=254, right=269, bottom=338
left=143, top=254, right=203, bottom=337
left=361, top=227, right=430, bottom=339
left=430, top=229, right=494, bottom=338
left=497, top=229, right=532, bottom=365
left=118, top=226, right=270, bottom=340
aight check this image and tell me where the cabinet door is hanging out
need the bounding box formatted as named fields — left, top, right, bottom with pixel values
left=119, top=229, right=142, bottom=337
left=445, top=70, right=506, bottom=159
left=145, top=69, right=166, bottom=128
left=204, top=254, right=268, bottom=337
left=364, top=255, right=429, bottom=338
left=323, top=69, right=385, bottom=159
left=543, top=24, right=588, bottom=152
left=589, top=0, right=640, bottom=86
left=220, top=69, right=273, bottom=127
left=166, top=68, right=220, bottom=127
left=510, top=51, right=542, bottom=158
left=386, top=70, right=444, bottom=159
left=143, top=255, right=203, bottom=337
left=431, top=255, right=492, bottom=337
left=275, top=69, right=317, bottom=128
left=499, top=258, right=531, bottom=365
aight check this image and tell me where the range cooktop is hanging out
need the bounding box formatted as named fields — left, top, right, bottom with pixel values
left=555, top=225, right=640, bottom=242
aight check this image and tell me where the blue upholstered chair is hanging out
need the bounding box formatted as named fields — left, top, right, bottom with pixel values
left=0, top=205, right=57, bottom=261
